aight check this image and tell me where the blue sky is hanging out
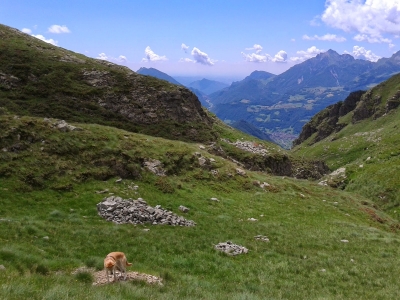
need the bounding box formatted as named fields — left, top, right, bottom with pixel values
left=1, top=0, right=399, bottom=81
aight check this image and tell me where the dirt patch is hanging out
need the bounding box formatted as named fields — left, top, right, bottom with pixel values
left=72, top=267, right=163, bottom=286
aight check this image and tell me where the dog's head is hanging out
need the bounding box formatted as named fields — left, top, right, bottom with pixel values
left=104, top=257, right=115, bottom=269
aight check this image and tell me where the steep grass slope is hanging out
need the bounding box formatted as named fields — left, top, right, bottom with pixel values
left=0, top=114, right=399, bottom=299
left=0, top=24, right=214, bottom=143
left=292, top=74, right=400, bottom=220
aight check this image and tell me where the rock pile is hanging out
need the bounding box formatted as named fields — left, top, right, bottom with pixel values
left=214, top=241, right=248, bottom=256
left=97, top=196, right=196, bottom=226
left=221, top=139, right=269, bottom=156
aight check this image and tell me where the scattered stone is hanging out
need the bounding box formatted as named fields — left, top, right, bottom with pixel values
left=211, top=170, right=219, bottom=176
left=97, top=196, right=196, bottom=226
left=143, top=229, right=150, bottom=232
left=214, top=241, right=248, bottom=256
left=333, top=202, right=338, bottom=205
left=179, top=205, right=190, bottom=213
left=350, top=259, right=354, bottom=263
left=359, top=164, right=364, bottom=168
left=341, top=239, right=349, bottom=243
left=115, top=178, right=123, bottom=183
left=199, top=145, right=205, bottom=150
left=43, top=236, right=49, bottom=240
left=143, top=159, right=166, bottom=176
left=95, top=189, right=109, bottom=194
left=247, top=218, right=257, bottom=222
left=210, top=197, right=219, bottom=202
left=321, top=269, right=326, bottom=272
left=260, top=182, right=270, bottom=189
left=299, top=193, right=305, bottom=198
left=236, top=168, right=247, bottom=176
left=73, top=267, right=162, bottom=286
left=53, top=119, right=83, bottom=132
left=0, top=265, right=5, bottom=271
left=221, top=139, right=269, bottom=156
left=254, top=235, right=270, bottom=242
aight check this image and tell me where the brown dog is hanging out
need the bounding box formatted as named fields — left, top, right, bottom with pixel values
left=104, top=252, right=132, bottom=282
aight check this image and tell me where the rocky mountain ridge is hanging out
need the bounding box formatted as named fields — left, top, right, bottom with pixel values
left=0, top=24, right=214, bottom=143
left=294, top=73, right=400, bottom=146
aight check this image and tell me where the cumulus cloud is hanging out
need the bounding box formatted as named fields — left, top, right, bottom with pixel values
left=32, top=34, right=58, bottom=46
left=353, top=34, right=392, bottom=44
left=96, top=53, right=128, bottom=63
left=242, top=45, right=288, bottom=63
left=48, top=25, right=70, bottom=34
left=272, top=50, right=288, bottom=63
left=290, top=46, right=324, bottom=62
left=321, top=0, right=400, bottom=44
left=21, top=28, right=32, bottom=34
left=181, top=43, right=189, bottom=53
left=142, top=46, right=167, bottom=62
left=349, top=46, right=381, bottom=62
left=303, top=33, right=346, bottom=42
left=191, top=47, right=215, bottom=65
left=97, top=53, right=108, bottom=60
left=245, top=44, right=263, bottom=53
left=118, top=55, right=127, bottom=62
left=241, top=52, right=269, bottom=63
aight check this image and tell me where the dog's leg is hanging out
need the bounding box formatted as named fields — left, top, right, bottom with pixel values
left=113, top=266, right=117, bottom=282
left=106, top=269, right=110, bottom=282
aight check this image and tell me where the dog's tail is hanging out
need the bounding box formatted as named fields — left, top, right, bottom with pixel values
left=126, top=262, right=132, bottom=266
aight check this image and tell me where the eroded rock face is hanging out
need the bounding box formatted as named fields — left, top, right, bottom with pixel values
left=97, top=196, right=196, bottom=226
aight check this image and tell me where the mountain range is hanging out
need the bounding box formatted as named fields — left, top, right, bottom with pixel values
left=209, top=49, right=400, bottom=148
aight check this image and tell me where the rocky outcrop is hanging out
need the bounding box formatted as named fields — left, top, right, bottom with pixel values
left=97, top=196, right=196, bottom=226
left=208, top=139, right=329, bottom=179
left=293, top=90, right=365, bottom=146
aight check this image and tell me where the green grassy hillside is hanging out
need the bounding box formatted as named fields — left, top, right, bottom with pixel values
left=292, top=74, right=400, bottom=221
left=0, top=114, right=399, bottom=299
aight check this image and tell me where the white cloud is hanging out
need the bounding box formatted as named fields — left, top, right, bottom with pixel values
left=118, top=55, right=127, bottom=62
left=272, top=50, right=288, bottom=63
left=322, top=0, right=400, bottom=43
left=97, top=53, right=108, bottom=60
left=96, top=53, right=128, bottom=63
left=350, top=46, right=381, bottom=62
left=142, top=46, right=167, bottom=62
left=242, top=46, right=287, bottom=63
left=21, top=28, right=32, bottom=34
left=181, top=43, right=189, bottom=53
left=48, top=25, right=70, bottom=34
left=290, top=46, right=324, bottom=62
left=179, top=57, right=195, bottom=63
left=245, top=44, right=263, bottom=53
left=32, top=34, right=58, bottom=46
left=353, top=34, right=392, bottom=44
left=241, top=52, right=269, bottom=63
left=191, top=47, right=215, bottom=66
left=303, top=33, right=346, bottom=42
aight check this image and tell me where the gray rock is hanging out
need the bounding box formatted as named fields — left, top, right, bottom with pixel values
left=179, top=205, right=190, bottom=213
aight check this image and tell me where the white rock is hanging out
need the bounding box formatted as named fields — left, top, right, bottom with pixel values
left=341, top=239, right=349, bottom=243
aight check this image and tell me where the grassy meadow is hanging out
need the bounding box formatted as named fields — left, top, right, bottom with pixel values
left=1, top=115, right=400, bottom=299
